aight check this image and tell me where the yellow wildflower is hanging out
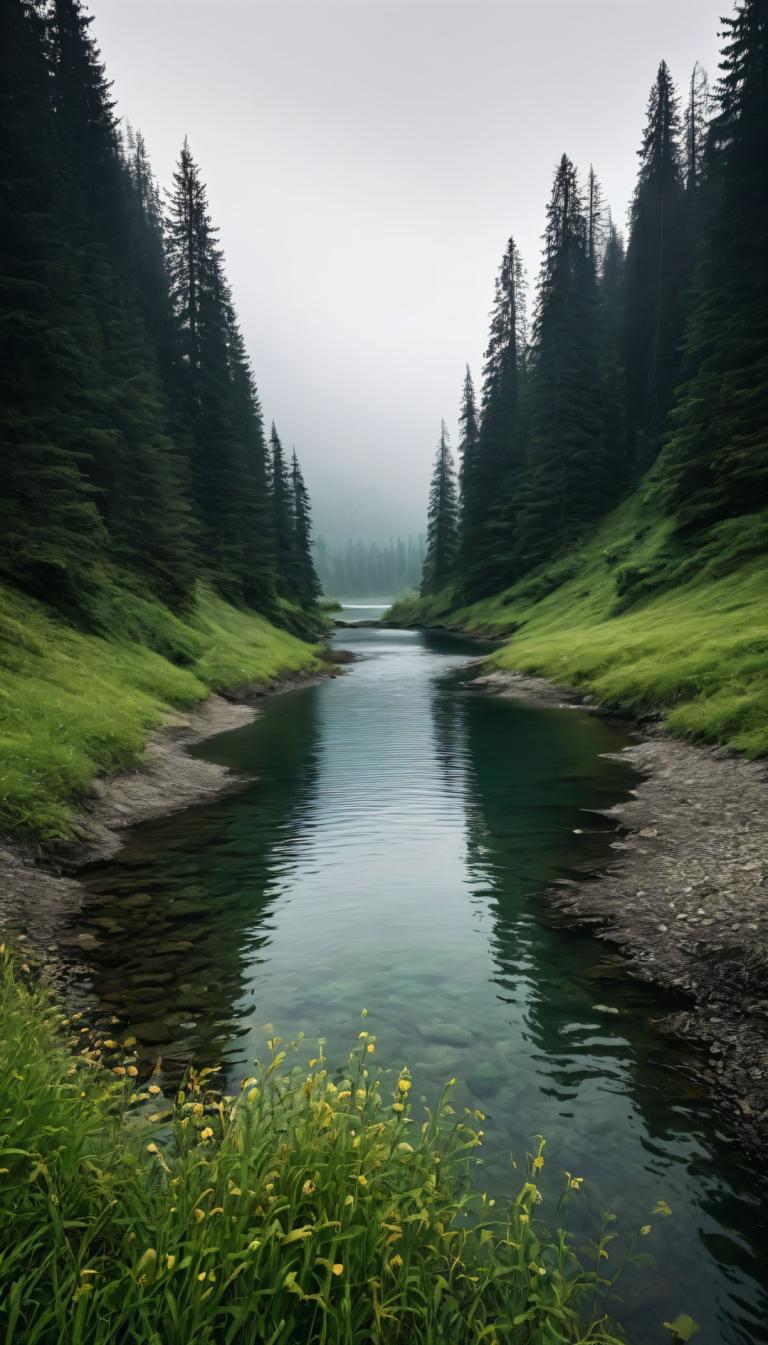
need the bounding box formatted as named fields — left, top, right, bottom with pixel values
left=570, top=1176, right=583, bottom=1190
left=397, top=1078, right=412, bottom=1093
left=532, top=1155, right=544, bottom=1171
left=200, top=1127, right=214, bottom=1142
left=146, top=1143, right=160, bottom=1156
left=392, top=1102, right=404, bottom=1113
left=389, top=1253, right=403, bottom=1270
left=357, top=1174, right=368, bottom=1185
left=197, top=1272, right=207, bottom=1282
left=332, top=1263, right=344, bottom=1276
left=126, top=1066, right=138, bottom=1078
left=148, top=1084, right=161, bottom=1096
left=366, top=1043, right=375, bottom=1054
left=194, top=1209, right=205, bottom=1222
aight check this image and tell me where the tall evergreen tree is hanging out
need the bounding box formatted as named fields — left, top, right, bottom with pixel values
left=421, top=421, right=458, bottom=595
left=165, top=140, right=262, bottom=602
left=623, top=60, right=689, bottom=469
left=520, top=155, right=607, bottom=565
left=662, top=0, right=768, bottom=526
left=463, top=237, right=527, bottom=597
left=269, top=423, right=296, bottom=597
left=291, top=450, right=321, bottom=608
left=0, top=0, right=105, bottom=605
left=599, top=219, right=629, bottom=488
left=684, top=61, right=712, bottom=195
left=456, top=365, right=480, bottom=574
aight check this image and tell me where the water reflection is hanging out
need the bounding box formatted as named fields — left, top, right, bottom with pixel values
left=60, top=624, right=768, bottom=1343
left=67, top=688, right=322, bottom=1076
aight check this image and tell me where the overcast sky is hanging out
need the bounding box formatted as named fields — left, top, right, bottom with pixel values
left=90, top=0, right=724, bottom=544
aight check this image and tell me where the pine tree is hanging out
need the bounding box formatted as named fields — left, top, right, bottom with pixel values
left=624, top=60, right=689, bottom=469
left=291, top=450, right=321, bottom=608
left=586, top=165, right=606, bottom=267
left=662, top=0, right=768, bottom=526
left=520, top=155, right=607, bottom=565
left=165, top=140, right=259, bottom=601
left=599, top=219, right=629, bottom=488
left=421, top=421, right=458, bottom=595
left=463, top=237, right=527, bottom=598
left=456, top=365, right=479, bottom=572
left=0, top=0, right=105, bottom=606
left=269, top=423, right=296, bottom=598
left=684, top=61, right=712, bottom=195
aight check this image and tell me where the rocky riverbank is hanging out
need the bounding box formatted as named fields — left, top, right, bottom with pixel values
left=478, top=669, right=768, bottom=1150
left=0, top=670, right=332, bottom=958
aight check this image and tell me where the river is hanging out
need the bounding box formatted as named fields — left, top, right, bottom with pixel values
left=63, top=606, right=768, bottom=1344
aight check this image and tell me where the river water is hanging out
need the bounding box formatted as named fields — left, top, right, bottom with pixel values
left=65, top=606, right=768, bottom=1343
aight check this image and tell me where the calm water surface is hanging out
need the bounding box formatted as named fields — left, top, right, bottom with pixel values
left=66, top=606, right=768, bottom=1343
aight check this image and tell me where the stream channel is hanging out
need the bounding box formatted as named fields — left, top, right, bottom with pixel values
left=62, top=606, right=768, bottom=1343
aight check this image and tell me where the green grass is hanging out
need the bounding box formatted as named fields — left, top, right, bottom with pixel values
left=0, top=582, right=322, bottom=841
left=0, top=949, right=666, bottom=1344
left=388, top=495, right=768, bottom=757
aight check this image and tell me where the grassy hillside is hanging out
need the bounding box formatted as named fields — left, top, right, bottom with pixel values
left=388, top=492, right=768, bottom=757
left=0, top=583, right=323, bottom=842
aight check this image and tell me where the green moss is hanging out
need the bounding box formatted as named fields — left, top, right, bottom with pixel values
left=0, top=582, right=321, bottom=841
left=388, top=496, right=768, bottom=757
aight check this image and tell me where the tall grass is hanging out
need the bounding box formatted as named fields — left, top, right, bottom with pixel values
left=0, top=581, right=322, bottom=840
left=387, top=498, right=768, bottom=756
left=0, top=952, right=660, bottom=1344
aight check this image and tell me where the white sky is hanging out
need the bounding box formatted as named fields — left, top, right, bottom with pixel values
left=89, top=0, right=725, bottom=543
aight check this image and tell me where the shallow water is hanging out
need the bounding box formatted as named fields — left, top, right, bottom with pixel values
left=66, top=608, right=768, bottom=1343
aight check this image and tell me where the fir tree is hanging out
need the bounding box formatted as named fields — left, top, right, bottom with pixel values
left=623, top=60, right=689, bottom=468
left=662, top=0, right=768, bottom=526
left=684, top=62, right=712, bottom=194
left=463, top=237, right=527, bottom=598
left=0, top=0, right=105, bottom=605
left=520, top=155, right=607, bottom=565
left=269, top=423, right=296, bottom=597
left=599, top=219, right=629, bottom=488
left=421, top=421, right=458, bottom=595
left=291, top=450, right=321, bottom=608
left=456, top=365, right=479, bottom=573
left=165, top=140, right=258, bottom=601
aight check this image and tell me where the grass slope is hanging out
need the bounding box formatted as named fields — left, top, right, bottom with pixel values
left=0, top=582, right=322, bottom=841
left=389, top=493, right=768, bottom=757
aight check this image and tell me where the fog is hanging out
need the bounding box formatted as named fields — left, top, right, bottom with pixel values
left=89, top=0, right=723, bottom=543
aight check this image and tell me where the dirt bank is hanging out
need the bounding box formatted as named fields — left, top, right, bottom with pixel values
left=479, top=668, right=768, bottom=1150
left=0, top=671, right=329, bottom=956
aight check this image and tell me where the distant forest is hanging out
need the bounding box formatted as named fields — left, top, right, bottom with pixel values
left=420, top=0, right=767, bottom=600
left=313, top=536, right=424, bottom=599
left=1, top=0, right=320, bottom=630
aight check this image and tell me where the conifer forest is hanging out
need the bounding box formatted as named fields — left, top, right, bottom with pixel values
left=0, top=2, right=767, bottom=1344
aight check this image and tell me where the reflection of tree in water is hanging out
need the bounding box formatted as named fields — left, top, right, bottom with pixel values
left=439, top=685, right=768, bottom=1342
left=62, top=688, right=322, bottom=1081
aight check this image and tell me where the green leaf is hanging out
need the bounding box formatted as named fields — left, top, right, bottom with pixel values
left=663, top=1314, right=700, bottom=1342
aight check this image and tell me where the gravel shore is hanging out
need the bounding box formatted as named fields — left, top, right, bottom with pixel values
left=478, top=669, right=768, bottom=1150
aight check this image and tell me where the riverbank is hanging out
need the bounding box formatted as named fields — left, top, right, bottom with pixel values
left=388, top=497, right=768, bottom=757
left=479, top=669, right=768, bottom=1149
left=0, top=579, right=325, bottom=845
left=0, top=670, right=333, bottom=960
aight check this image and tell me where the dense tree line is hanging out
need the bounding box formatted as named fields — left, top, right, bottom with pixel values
left=421, top=0, right=766, bottom=602
left=314, top=534, right=424, bottom=599
left=0, top=0, right=319, bottom=627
